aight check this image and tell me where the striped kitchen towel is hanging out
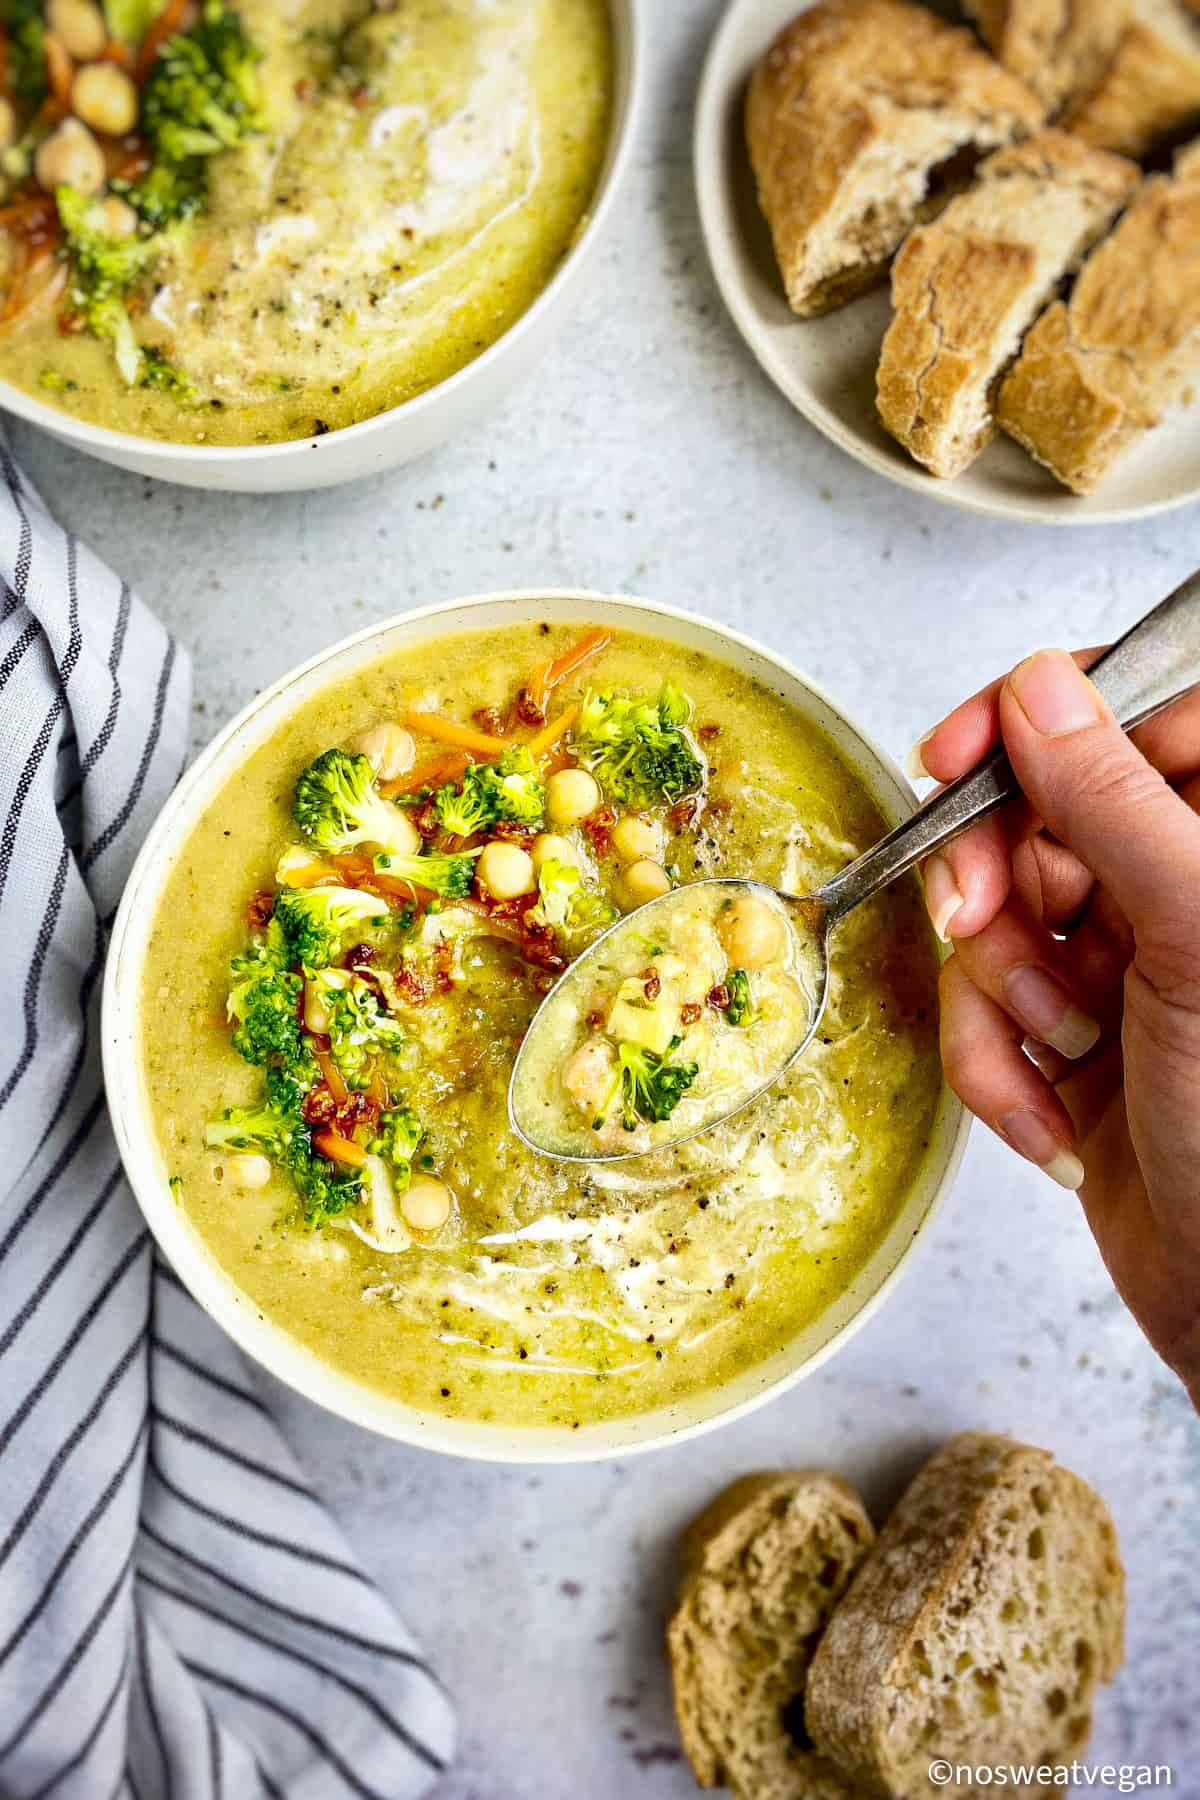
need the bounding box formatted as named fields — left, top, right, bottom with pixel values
left=0, top=444, right=455, bottom=1799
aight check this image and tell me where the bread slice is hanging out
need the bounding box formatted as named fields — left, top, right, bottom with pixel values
left=745, top=0, right=1045, bottom=318
left=877, top=130, right=1139, bottom=479
left=806, top=1434, right=1125, bottom=1800
left=959, top=0, right=1129, bottom=111
left=668, top=1472, right=874, bottom=1800
left=997, top=148, right=1200, bottom=492
left=1063, top=0, right=1200, bottom=157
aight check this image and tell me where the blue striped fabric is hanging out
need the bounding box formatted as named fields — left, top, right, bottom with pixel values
left=0, top=446, right=455, bottom=1799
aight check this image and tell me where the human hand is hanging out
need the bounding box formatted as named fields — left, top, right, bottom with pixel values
left=911, top=648, right=1200, bottom=1407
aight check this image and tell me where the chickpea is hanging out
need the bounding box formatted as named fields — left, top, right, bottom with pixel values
left=219, top=1153, right=272, bottom=1191
left=619, top=859, right=671, bottom=910
left=718, top=893, right=789, bottom=969
left=95, top=194, right=138, bottom=239
left=400, top=1176, right=453, bottom=1234
left=563, top=1038, right=616, bottom=1112
left=531, top=832, right=580, bottom=874
left=477, top=840, right=535, bottom=900
left=34, top=118, right=105, bottom=196
left=71, top=62, right=138, bottom=137
left=0, top=98, right=16, bottom=153
left=48, top=0, right=107, bottom=60
left=545, top=767, right=600, bottom=827
left=611, top=814, right=662, bottom=863
left=351, top=721, right=415, bottom=783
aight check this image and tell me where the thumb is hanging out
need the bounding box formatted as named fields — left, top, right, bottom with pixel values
left=999, top=649, right=1200, bottom=981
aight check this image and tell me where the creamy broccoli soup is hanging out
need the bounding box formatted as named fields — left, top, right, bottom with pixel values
left=0, top=0, right=611, bottom=445
left=139, top=622, right=944, bottom=1429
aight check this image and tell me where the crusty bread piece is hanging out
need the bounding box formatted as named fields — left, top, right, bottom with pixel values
left=997, top=149, right=1200, bottom=492
left=959, top=0, right=1129, bottom=110
left=877, top=130, right=1138, bottom=478
left=668, top=1472, right=874, bottom=1800
left=1064, top=0, right=1200, bottom=157
left=806, top=1434, right=1125, bottom=1800
left=745, top=0, right=1044, bottom=318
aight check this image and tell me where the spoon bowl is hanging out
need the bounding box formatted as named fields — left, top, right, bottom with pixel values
left=510, top=571, right=1200, bottom=1163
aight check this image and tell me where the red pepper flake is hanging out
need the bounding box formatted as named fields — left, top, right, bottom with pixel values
left=531, top=969, right=556, bottom=996
left=294, top=77, right=314, bottom=100
left=642, top=968, right=661, bottom=1000
left=473, top=705, right=506, bottom=736
left=431, top=938, right=456, bottom=994
left=412, top=798, right=440, bottom=839
left=514, top=687, right=546, bottom=727
left=350, top=83, right=371, bottom=107
left=680, top=1002, right=702, bottom=1026
left=302, top=1085, right=337, bottom=1127
left=581, top=805, right=615, bottom=857
left=393, top=962, right=434, bottom=1007
left=706, top=983, right=731, bottom=1012
left=668, top=794, right=704, bottom=833
left=698, top=723, right=721, bottom=742
left=490, top=819, right=535, bottom=849
left=343, top=942, right=376, bottom=971
left=333, top=1091, right=377, bottom=1136
left=586, top=1009, right=605, bottom=1030
left=246, top=889, right=274, bottom=930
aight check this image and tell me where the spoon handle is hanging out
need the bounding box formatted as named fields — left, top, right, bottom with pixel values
left=818, top=567, right=1200, bottom=922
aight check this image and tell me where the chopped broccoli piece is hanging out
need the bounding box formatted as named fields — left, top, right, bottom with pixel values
left=372, top=850, right=476, bottom=899
left=141, top=0, right=262, bottom=162
left=225, top=923, right=312, bottom=1079
left=369, top=1107, right=425, bottom=1191
left=574, top=684, right=704, bottom=809
left=476, top=746, right=545, bottom=825
left=596, top=1037, right=699, bottom=1134
left=103, top=0, right=167, bottom=41
left=56, top=186, right=161, bottom=384
left=294, top=748, right=423, bottom=858
left=273, top=882, right=389, bottom=973
left=205, top=1065, right=307, bottom=1158
left=1, top=0, right=47, bottom=101
left=321, top=974, right=404, bottom=1091
left=139, top=346, right=196, bottom=398
left=528, top=858, right=617, bottom=942
left=724, top=968, right=753, bottom=1027
left=118, top=152, right=208, bottom=230
left=286, top=1130, right=363, bottom=1229
left=433, top=773, right=493, bottom=839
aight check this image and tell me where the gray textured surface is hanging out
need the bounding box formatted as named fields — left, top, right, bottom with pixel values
left=11, top=4, right=1200, bottom=1794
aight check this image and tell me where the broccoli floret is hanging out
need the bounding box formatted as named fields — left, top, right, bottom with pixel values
left=372, top=850, right=476, bottom=900
left=1, top=0, right=47, bottom=102
left=476, top=747, right=545, bottom=825
left=574, top=684, right=705, bottom=809
left=118, top=153, right=208, bottom=230
left=294, top=748, right=423, bottom=858
left=369, top=1107, right=425, bottom=1191
left=273, top=882, right=390, bottom=973
left=286, top=1130, right=364, bottom=1229
left=433, top=773, right=493, bottom=839
left=103, top=0, right=166, bottom=41
left=141, top=0, right=262, bottom=162
left=724, top=969, right=753, bottom=1027
left=321, top=974, right=404, bottom=1091
left=225, top=924, right=313, bottom=1078
left=528, top=858, right=617, bottom=943
left=596, top=1037, right=699, bottom=1134
left=205, top=1065, right=307, bottom=1158
left=56, top=186, right=162, bottom=384
left=139, top=346, right=196, bottom=397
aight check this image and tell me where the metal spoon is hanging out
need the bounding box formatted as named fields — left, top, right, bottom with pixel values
left=509, top=571, right=1200, bottom=1163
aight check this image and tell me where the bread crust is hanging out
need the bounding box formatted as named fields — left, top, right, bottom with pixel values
left=669, top=1471, right=874, bottom=1800
left=877, top=129, right=1138, bottom=478
left=959, top=0, right=1130, bottom=109
left=997, top=151, right=1200, bottom=492
left=806, top=1434, right=1125, bottom=1800
left=746, top=0, right=1044, bottom=318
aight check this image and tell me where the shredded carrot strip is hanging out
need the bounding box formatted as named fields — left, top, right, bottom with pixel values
left=526, top=627, right=611, bottom=712
left=313, top=1048, right=349, bottom=1105
left=313, top=1129, right=367, bottom=1169
left=43, top=32, right=74, bottom=107
left=527, top=704, right=578, bottom=760
left=134, top=0, right=189, bottom=80
left=380, top=750, right=470, bottom=799
left=278, top=859, right=337, bottom=889
left=367, top=1069, right=390, bottom=1109
left=0, top=197, right=56, bottom=229
left=405, top=711, right=511, bottom=755
left=100, top=39, right=132, bottom=66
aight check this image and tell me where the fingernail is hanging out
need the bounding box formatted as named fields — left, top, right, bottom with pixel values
left=1002, top=964, right=1101, bottom=1060
left=1010, top=650, right=1104, bottom=736
left=1001, top=1109, right=1085, bottom=1190
left=905, top=732, right=933, bottom=781
left=923, top=854, right=963, bottom=942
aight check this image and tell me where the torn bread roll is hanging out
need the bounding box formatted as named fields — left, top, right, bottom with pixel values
left=877, top=130, right=1139, bottom=479
left=746, top=0, right=1044, bottom=319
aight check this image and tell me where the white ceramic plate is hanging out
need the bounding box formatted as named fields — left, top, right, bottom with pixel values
left=694, top=0, right=1200, bottom=526
left=103, top=590, right=968, bottom=1462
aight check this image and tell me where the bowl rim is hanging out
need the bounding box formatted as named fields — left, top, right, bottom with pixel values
left=102, top=588, right=971, bottom=1463
left=693, top=0, right=1200, bottom=529
left=0, top=0, right=644, bottom=469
